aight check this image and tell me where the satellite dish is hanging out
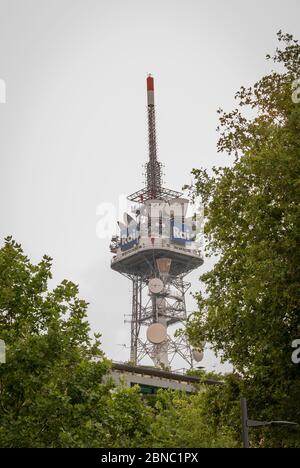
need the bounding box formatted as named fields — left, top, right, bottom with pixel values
left=147, top=323, right=167, bottom=344
left=148, top=278, right=164, bottom=294
left=193, top=349, right=204, bottom=362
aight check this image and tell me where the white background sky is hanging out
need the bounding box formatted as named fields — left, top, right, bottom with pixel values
left=0, top=0, right=299, bottom=372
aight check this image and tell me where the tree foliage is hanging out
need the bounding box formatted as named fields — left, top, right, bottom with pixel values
left=148, top=388, right=238, bottom=448
left=0, top=237, right=153, bottom=447
left=0, top=237, right=237, bottom=447
left=186, top=31, right=300, bottom=447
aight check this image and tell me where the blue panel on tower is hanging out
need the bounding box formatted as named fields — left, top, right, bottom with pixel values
left=171, top=221, right=194, bottom=245
left=120, top=223, right=139, bottom=251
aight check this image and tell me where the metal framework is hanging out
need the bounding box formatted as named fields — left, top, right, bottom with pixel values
left=127, top=186, right=182, bottom=203
left=146, top=101, right=161, bottom=198
left=110, top=75, right=203, bottom=370
left=125, top=273, right=193, bottom=368
left=127, top=74, right=183, bottom=204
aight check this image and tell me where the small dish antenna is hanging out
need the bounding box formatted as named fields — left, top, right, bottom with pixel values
left=147, top=323, right=167, bottom=344
left=148, top=278, right=164, bottom=294
left=192, top=349, right=204, bottom=362
left=192, top=343, right=206, bottom=362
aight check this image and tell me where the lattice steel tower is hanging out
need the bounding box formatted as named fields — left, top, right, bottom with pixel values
left=110, top=75, right=204, bottom=369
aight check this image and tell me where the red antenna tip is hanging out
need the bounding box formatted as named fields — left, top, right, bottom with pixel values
left=147, top=75, right=154, bottom=91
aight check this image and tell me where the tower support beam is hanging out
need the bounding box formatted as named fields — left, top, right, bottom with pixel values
left=128, top=273, right=193, bottom=369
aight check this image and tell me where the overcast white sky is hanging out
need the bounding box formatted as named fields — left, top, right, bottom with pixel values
left=0, top=0, right=299, bottom=372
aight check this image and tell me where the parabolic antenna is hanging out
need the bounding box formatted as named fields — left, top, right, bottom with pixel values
left=147, top=323, right=167, bottom=344
left=148, top=278, right=164, bottom=294
left=192, top=349, right=204, bottom=362
left=192, top=342, right=206, bottom=362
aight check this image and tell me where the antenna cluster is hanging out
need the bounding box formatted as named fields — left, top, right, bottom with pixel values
left=110, top=75, right=204, bottom=370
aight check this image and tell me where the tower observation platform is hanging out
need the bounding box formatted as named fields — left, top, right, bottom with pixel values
left=110, top=75, right=204, bottom=370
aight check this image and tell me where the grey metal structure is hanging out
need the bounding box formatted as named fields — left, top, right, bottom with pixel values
left=110, top=75, right=204, bottom=370
left=126, top=274, right=193, bottom=367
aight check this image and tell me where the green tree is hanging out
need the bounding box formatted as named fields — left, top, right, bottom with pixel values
left=0, top=237, right=240, bottom=448
left=187, top=32, right=300, bottom=447
left=0, top=237, right=152, bottom=447
left=0, top=237, right=244, bottom=448
left=147, top=388, right=238, bottom=448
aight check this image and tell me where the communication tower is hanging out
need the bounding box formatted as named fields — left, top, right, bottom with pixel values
left=110, top=75, right=204, bottom=369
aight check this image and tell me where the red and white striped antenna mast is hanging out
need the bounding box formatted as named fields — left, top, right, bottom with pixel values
left=146, top=74, right=162, bottom=199
left=127, top=75, right=182, bottom=203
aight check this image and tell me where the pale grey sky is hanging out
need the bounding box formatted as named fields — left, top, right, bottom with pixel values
left=0, top=0, right=299, bottom=372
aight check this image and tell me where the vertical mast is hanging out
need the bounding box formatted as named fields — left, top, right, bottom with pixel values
left=146, top=75, right=162, bottom=200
